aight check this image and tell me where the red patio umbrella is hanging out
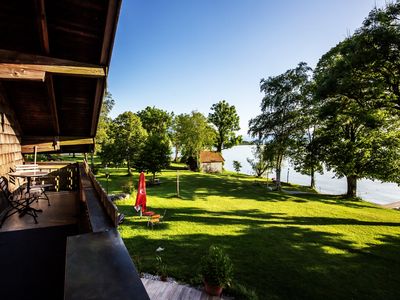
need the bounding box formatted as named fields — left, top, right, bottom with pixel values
left=134, top=172, right=155, bottom=216
left=135, top=172, right=147, bottom=212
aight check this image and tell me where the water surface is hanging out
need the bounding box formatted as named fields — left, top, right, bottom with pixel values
left=222, top=145, right=400, bottom=205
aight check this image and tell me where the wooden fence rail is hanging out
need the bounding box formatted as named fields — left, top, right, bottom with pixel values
left=83, top=160, right=119, bottom=228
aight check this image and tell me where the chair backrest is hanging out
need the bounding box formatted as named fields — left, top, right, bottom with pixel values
left=8, top=171, right=16, bottom=186
left=0, top=177, right=11, bottom=199
left=15, top=164, right=39, bottom=172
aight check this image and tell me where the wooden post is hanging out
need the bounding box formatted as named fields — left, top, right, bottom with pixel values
left=177, top=171, right=180, bottom=198
left=287, top=168, right=289, bottom=184
left=34, top=145, right=37, bottom=165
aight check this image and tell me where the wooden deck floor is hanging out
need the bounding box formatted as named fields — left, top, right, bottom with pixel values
left=0, top=191, right=78, bottom=232
left=141, top=278, right=231, bottom=300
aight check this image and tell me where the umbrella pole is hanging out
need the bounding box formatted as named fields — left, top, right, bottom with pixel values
left=34, top=145, right=37, bottom=165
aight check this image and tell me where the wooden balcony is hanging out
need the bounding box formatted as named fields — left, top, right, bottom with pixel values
left=0, top=162, right=148, bottom=300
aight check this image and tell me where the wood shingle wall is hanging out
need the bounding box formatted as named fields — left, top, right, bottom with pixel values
left=0, top=93, right=23, bottom=176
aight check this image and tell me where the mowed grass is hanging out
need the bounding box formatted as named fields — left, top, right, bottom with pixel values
left=96, top=166, right=400, bottom=300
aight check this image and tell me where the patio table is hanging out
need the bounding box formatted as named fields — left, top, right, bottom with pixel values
left=8, top=170, right=49, bottom=222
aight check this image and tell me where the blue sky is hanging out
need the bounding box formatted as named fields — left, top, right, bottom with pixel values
left=108, top=0, right=387, bottom=136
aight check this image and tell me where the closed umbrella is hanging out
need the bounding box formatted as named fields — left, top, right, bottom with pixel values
left=135, top=172, right=147, bottom=211
left=134, top=172, right=154, bottom=217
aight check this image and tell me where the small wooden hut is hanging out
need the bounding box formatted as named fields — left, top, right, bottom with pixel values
left=200, top=151, right=224, bottom=173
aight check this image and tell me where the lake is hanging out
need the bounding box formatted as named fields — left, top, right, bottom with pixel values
left=222, top=145, right=400, bottom=205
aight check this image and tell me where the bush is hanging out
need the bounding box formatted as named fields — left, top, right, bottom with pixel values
left=122, top=181, right=135, bottom=194
left=200, top=245, right=234, bottom=287
left=155, top=255, right=168, bottom=279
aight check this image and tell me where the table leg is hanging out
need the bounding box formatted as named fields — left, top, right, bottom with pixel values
left=18, top=176, right=42, bottom=223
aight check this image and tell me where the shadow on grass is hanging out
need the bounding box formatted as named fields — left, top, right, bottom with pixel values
left=123, top=225, right=400, bottom=300
left=117, top=205, right=399, bottom=228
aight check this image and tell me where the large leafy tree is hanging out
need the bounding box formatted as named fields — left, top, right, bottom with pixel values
left=174, top=111, right=216, bottom=170
left=316, top=1, right=400, bottom=112
left=107, top=112, right=147, bottom=174
left=249, top=62, right=312, bottom=189
left=95, top=91, right=115, bottom=154
left=137, top=106, right=173, bottom=136
left=314, top=3, right=400, bottom=196
left=315, top=90, right=400, bottom=197
left=208, top=100, right=242, bottom=152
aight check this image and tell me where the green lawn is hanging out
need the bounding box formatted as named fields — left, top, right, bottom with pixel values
left=96, top=166, right=400, bottom=300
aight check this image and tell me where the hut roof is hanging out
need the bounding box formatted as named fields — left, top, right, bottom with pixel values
left=199, top=151, right=224, bottom=163
left=0, top=0, right=122, bottom=153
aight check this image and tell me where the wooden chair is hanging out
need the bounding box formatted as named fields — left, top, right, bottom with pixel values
left=15, top=164, right=52, bottom=206
left=0, top=176, right=29, bottom=227
left=147, top=210, right=166, bottom=229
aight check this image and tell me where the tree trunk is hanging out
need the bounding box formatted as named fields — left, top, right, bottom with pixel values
left=275, top=154, right=283, bottom=191
left=217, top=132, right=223, bottom=152
left=276, top=167, right=281, bottom=191
left=127, top=160, right=131, bottom=175
left=346, top=175, right=357, bottom=197
left=174, top=145, right=179, bottom=162
left=152, top=172, right=156, bottom=183
left=310, top=165, right=315, bottom=189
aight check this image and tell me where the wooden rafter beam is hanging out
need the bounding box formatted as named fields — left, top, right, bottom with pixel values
left=35, top=0, right=60, bottom=137
left=90, top=78, right=106, bottom=136
left=46, top=75, right=60, bottom=135
left=35, top=0, right=50, bottom=54
left=21, top=137, right=94, bottom=154
left=0, top=49, right=106, bottom=76
left=100, top=0, right=121, bottom=66
left=0, top=66, right=46, bottom=81
left=22, top=136, right=94, bottom=144
left=0, top=63, right=105, bottom=78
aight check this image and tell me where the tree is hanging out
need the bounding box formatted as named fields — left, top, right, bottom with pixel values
left=248, top=62, right=312, bottom=189
left=232, top=160, right=242, bottom=174
left=171, top=115, right=182, bottom=162
left=137, top=106, right=173, bottom=136
left=314, top=10, right=400, bottom=196
left=208, top=100, right=242, bottom=152
left=288, top=125, right=323, bottom=189
left=315, top=92, right=400, bottom=197
left=316, top=2, right=400, bottom=112
left=246, top=142, right=273, bottom=178
left=174, top=111, right=216, bottom=170
left=108, top=112, right=147, bottom=175
left=135, top=133, right=171, bottom=182
left=287, top=83, right=323, bottom=189
left=95, top=91, right=115, bottom=154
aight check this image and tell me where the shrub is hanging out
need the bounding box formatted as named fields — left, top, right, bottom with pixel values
left=200, top=245, right=234, bottom=287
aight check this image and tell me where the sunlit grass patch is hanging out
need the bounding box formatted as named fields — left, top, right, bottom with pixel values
left=97, top=165, right=400, bottom=299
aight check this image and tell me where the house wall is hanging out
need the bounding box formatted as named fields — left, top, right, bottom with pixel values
left=0, top=93, right=23, bottom=177
left=201, top=162, right=223, bottom=173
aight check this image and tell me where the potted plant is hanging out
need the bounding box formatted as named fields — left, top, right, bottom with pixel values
left=200, top=245, right=234, bottom=296
left=155, top=255, right=168, bottom=281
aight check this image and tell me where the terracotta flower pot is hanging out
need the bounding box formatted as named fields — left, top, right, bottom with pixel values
left=204, top=281, right=223, bottom=296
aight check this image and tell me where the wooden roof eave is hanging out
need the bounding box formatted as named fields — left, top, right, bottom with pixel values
left=90, top=0, right=122, bottom=137
left=21, top=136, right=94, bottom=154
